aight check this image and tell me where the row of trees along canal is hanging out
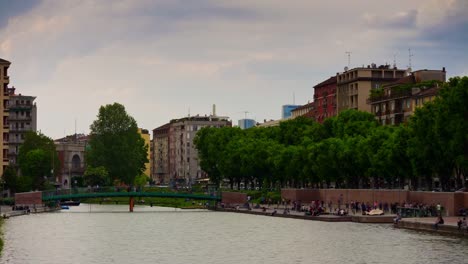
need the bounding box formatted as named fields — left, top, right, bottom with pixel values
left=194, top=77, right=468, bottom=191
left=3, top=103, right=148, bottom=193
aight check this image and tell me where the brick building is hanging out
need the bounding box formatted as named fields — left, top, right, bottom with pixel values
left=313, top=76, right=337, bottom=123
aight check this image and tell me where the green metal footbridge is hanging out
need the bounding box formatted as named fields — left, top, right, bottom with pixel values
left=41, top=188, right=222, bottom=211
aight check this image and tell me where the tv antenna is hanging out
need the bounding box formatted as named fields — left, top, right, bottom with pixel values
left=393, top=53, right=397, bottom=68
left=407, top=48, right=414, bottom=69
left=345, top=51, right=352, bottom=68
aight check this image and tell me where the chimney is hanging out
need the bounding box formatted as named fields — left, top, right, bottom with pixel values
left=442, top=67, right=446, bottom=72
left=212, top=104, right=216, bottom=116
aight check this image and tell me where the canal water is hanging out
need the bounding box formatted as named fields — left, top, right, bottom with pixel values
left=1, top=204, right=467, bottom=264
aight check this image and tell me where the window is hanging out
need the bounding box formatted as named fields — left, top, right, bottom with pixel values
left=406, top=99, right=411, bottom=108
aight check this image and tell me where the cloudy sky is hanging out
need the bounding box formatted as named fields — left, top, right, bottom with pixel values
left=0, top=0, right=467, bottom=139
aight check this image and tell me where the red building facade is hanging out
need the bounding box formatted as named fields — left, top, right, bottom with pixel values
left=313, top=76, right=337, bottom=123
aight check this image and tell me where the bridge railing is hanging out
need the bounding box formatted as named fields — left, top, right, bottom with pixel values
left=42, top=186, right=221, bottom=200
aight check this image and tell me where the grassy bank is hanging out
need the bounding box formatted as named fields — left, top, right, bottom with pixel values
left=80, top=197, right=211, bottom=209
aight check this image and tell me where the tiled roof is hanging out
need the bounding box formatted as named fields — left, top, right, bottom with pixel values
left=383, top=75, right=415, bottom=88
left=0, top=58, right=11, bottom=64
left=291, top=102, right=314, bottom=112
left=313, top=76, right=337, bottom=88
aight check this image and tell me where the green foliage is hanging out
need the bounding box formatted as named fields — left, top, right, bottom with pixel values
left=84, top=166, right=110, bottom=187
left=369, top=88, right=384, bottom=99
left=17, top=132, right=59, bottom=190
left=194, top=77, right=467, bottom=191
left=2, top=166, right=18, bottom=193
left=393, top=80, right=443, bottom=92
left=134, top=174, right=149, bottom=187
left=86, top=103, right=148, bottom=185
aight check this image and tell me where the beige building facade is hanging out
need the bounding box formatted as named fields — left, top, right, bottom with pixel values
left=336, top=64, right=406, bottom=114
left=138, top=128, right=151, bottom=177
left=7, top=88, right=37, bottom=166
left=368, top=69, right=446, bottom=125
left=152, top=123, right=170, bottom=184
left=169, top=115, right=231, bottom=186
left=0, top=58, right=11, bottom=176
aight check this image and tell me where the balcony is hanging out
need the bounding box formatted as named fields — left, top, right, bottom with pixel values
left=367, top=90, right=412, bottom=104
left=8, top=104, right=32, bottom=111
left=9, top=127, right=32, bottom=133
left=7, top=115, right=32, bottom=121
left=8, top=138, right=23, bottom=144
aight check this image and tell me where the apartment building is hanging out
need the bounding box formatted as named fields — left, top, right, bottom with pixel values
left=336, top=64, right=407, bottom=113
left=168, top=115, right=231, bottom=186
left=0, top=58, right=11, bottom=176
left=152, top=123, right=170, bottom=184
left=7, top=87, right=37, bottom=166
left=368, top=69, right=446, bottom=125
left=291, top=102, right=315, bottom=119
left=313, top=76, right=337, bottom=123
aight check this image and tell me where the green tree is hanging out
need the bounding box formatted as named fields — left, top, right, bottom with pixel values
left=86, top=103, right=148, bottom=185
left=83, top=166, right=110, bottom=187
left=2, top=166, right=18, bottom=194
left=18, top=132, right=59, bottom=190
left=194, top=126, right=243, bottom=186
left=134, top=174, right=149, bottom=188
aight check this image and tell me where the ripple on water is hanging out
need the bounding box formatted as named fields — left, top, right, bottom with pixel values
left=1, top=206, right=467, bottom=264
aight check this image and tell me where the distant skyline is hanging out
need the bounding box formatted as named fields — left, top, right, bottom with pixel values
left=0, top=0, right=467, bottom=139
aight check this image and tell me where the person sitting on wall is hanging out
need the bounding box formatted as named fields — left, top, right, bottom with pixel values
left=433, top=215, right=444, bottom=230
left=393, top=213, right=402, bottom=224
left=459, top=217, right=467, bottom=232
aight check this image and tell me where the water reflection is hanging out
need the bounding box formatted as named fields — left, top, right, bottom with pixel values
left=1, top=205, right=467, bottom=264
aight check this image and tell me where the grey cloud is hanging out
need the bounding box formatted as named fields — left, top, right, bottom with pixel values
left=0, top=0, right=41, bottom=28
left=364, top=9, right=418, bottom=29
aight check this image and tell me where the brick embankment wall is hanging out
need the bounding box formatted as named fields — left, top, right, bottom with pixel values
left=221, top=192, right=247, bottom=206
left=281, top=189, right=468, bottom=216
left=282, top=189, right=408, bottom=204
left=15, top=191, right=43, bottom=206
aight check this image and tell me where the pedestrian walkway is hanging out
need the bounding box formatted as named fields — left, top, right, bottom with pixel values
left=220, top=204, right=395, bottom=223
left=397, top=216, right=468, bottom=237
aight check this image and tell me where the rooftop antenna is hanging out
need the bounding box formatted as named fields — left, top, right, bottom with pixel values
left=408, top=48, right=413, bottom=69
left=393, top=53, right=397, bottom=68
left=345, top=51, right=352, bottom=68
left=242, top=111, right=249, bottom=119
left=188, top=107, right=190, bottom=117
